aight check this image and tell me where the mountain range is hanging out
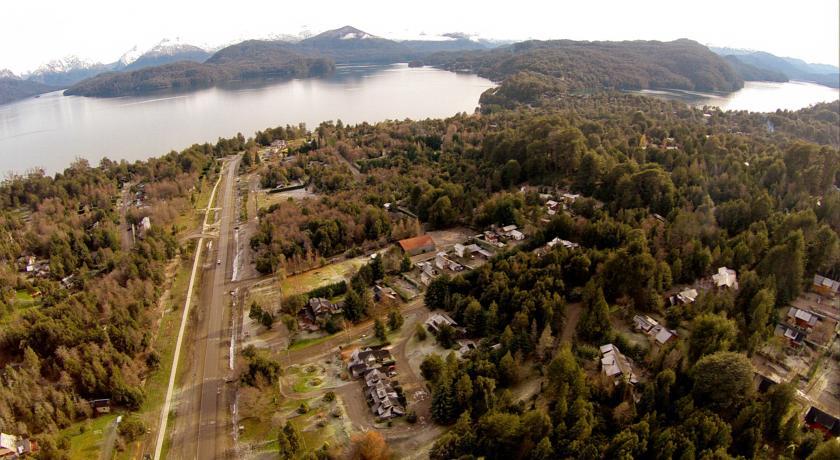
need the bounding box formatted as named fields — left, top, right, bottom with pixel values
left=65, top=26, right=500, bottom=97
left=0, top=69, right=56, bottom=105
left=3, top=26, right=838, bottom=104
left=710, top=47, right=839, bottom=88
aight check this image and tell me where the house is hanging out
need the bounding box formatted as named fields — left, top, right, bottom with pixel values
left=545, top=200, right=561, bottom=215
left=425, top=311, right=458, bottom=334
left=547, top=237, right=579, bottom=250
left=417, top=262, right=437, bottom=286
left=633, top=315, right=660, bottom=334
left=397, top=234, right=436, bottom=256
left=787, top=307, right=819, bottom=329
left=712, top=267, right=738, bottom=289
left=454, top=243, right=489, bottom=259
left=670, top=288, right=698, bottom=306
left=804, top=406, right=840, bottom=437
left=0, top=433, right=37, bottom=458
left=456, top=339, right=477, bottom=356
left=501, top=224, right=518, bottom=234
left=23, top=256, right=35, bottom=273
left=362, top=369, right=405, bottom=420
left=561, top=193, right=580, bottom=203
left=498, top=225, right=525, bottom=241
left=677, top=288, right=698, bottom=304
left=600, top=344, right=638, bottom=385
left=348, top=347, right=394, bottom=379
left=435, top=252, right=463, bottom=272
left=774, top=324, right=804, bottom=347
left=813, top=274, right=840, bottom=297
left=139, top=216, right=151, bottom=234
left=90, top=398, right=111, bottom=415
left=304, top=298, right=343, bottom=321
left=654, top=328, right=677, bottom=345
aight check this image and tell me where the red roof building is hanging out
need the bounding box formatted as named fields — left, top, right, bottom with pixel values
left=397, top=234, right=435, bottom=256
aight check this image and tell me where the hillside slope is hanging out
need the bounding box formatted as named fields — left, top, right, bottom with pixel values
left=426, top=39, right=743, bottom=92
left=66, top=42, right=334, bottom=97
left=0, top=76, right=54, bottom=105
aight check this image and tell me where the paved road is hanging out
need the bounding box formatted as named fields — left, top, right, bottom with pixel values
left=152, top=165, right=224, bottom=460
left=154, top=156, right=238, bottom=460
left=195, top=155, right=239, bottom=459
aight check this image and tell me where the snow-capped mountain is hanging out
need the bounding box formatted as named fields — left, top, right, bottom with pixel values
left=0, top=69, right=19, bottom=80
left=118, top=45, right=143, bottom=67
left=25, top=56, right=110, bottom=87
left=123, top=38, right=210, bottom=71
left=30, top=56, right=100, bottom=75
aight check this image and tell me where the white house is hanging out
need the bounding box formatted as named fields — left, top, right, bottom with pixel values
left=712, top=267, right=738, bottom=289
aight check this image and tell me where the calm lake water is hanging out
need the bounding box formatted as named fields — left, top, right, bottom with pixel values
left=637, top=80, right=839, bottom=112
left=0, top=64, right=495, bottom=175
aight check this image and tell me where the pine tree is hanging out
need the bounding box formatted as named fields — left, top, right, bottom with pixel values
left=387, top=310, right=404, bottom=331
left=576, top=283, right=611, bottom=343
left=400, top=253, right=412, bottom=272
left=277, top=429, right=292, bottom=458
left=536, top=325, right=554, bottom=362
left=283, top=421, right=302, bottom=455
left=374, top=318, right=387, bottom=342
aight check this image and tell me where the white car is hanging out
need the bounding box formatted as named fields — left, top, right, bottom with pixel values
left=217, top=259, right=221, bottom=265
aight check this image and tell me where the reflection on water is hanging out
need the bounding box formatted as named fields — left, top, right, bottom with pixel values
left=635, top=81, right=839, bottom=112
left=0, top=64, right=495, bottom=175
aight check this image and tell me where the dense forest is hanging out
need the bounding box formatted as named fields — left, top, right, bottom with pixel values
left=0, top=134, right=249, bottom=454
left=425, top=39, right=744, bottom=93
left=245, top=90, right=839, bottom=459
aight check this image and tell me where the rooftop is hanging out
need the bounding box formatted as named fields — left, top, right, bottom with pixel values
left=397, top=234, right=435, bottom=252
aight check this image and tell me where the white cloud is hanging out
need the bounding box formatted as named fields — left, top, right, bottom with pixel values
left=3, top=0, right=838, bottom=74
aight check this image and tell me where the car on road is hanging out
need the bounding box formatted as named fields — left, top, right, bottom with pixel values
left=217, top=259, right=221, bottom=265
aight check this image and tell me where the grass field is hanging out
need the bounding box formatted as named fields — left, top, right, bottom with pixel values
left=280, top=256, right=368, bottom=297
left=256, top=188, right=318, bottom=211
left=60, top=413, right=118, bottom=460
left=288, top=333, right=339, bottom=351
left=1, top=290, right=40, bottom=325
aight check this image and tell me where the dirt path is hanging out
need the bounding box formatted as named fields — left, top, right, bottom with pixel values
left=99, top=415, right=121, bottom=460
left=119, top=183, right=134, bottom=251
left=561, top=302, right=582, bottom=343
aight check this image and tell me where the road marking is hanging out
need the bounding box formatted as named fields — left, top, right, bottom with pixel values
left=153, top=162, right=225, bottom=460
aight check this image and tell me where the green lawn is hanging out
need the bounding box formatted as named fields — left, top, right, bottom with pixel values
left=60, top=413, right=118, bottom=460
left=279, top=256, right=368, bottom=297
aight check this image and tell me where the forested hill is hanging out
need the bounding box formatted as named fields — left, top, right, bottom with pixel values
left=0, top=76, right=54, bottom=105
left=424, top=39, right=743, bottom=104
left=65, top=42, right=334, bottom=97
left=723, top=55, right=788, bottom=83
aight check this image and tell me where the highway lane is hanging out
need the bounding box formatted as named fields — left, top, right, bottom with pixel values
left=152, top=163, right=225, bottom=460
left=197, top=155, right=239, bottom=459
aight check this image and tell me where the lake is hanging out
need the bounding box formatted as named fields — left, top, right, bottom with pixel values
left=636, top=80, right=839, bottom=112
left=0, top=64, right=495, bottom=175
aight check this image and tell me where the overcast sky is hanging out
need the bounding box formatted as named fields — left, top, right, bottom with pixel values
left=3, top=0, right=838, bottom=74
